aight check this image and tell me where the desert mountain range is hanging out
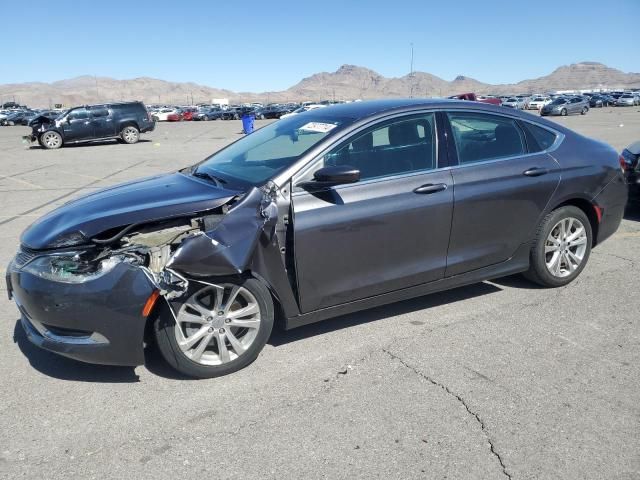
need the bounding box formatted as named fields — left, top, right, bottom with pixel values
left=1, top=62, right=639, bottom=108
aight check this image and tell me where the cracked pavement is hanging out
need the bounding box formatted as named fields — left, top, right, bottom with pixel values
left=1, top=111, right=639, bottom=479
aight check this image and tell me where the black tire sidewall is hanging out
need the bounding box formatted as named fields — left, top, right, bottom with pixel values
left=154, top=277, right=274, bottom=379
left=527, top=206, right=592, bottom=288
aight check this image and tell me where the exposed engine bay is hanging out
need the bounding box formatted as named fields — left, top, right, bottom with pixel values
left=35, top=182, right=298, bottom=315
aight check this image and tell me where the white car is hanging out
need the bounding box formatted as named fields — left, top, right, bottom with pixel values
left=280, top=104, right=326, bottom=119
left=152, top=108, right=180, bottom=121
left=528, top=96, right=552, bottom=110
left=501, top=97, right=525, bottom=109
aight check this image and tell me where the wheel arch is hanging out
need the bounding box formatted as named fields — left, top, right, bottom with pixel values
left=548, top=197, right=600, bottom=246
left=118, top=120, right=139, bottom=132
left=142, top=270, right=288, bottom=344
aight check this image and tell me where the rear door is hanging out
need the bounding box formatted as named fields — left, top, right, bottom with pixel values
left=89, top=106, right=117, bottom=138
left=292, top=112, right=454, bottom=313
left=444, top=110, right=561, bottom=276
left=62, top=108, right=93, bottom=141
left=569, top=97, right=582, bottom=113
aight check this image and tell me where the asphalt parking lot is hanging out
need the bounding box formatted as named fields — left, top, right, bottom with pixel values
left=1, top=107, right=639, bottom=480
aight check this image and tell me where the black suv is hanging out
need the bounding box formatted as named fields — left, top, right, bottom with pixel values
left=26, top=101, right=155, bottom=149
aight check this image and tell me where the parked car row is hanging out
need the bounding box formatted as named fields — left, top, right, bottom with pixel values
left=490, top=90, right=640, bottom=111
left=148, top=103, right=307, bottom=122
left=0, top=108, right=61, bottom=126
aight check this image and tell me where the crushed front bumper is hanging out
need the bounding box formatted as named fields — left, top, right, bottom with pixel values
left=7, top=259, right=154, bottom=366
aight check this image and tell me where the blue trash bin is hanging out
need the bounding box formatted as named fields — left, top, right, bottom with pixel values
left=241, top=114, right=255, bottom=134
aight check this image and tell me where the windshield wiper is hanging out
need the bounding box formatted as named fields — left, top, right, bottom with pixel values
left=192, top=169, right=228, bottom=187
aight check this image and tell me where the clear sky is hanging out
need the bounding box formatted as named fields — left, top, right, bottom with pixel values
left=1, top=0, right=638, bottom=91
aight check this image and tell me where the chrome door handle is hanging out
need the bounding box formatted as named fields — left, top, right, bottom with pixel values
left=523, top=167, right=549, bottom=177
left=413, top=183, right=447, bottom=194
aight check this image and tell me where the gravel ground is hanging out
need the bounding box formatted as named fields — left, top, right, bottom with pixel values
left=0, top=107, right=639, bottom=480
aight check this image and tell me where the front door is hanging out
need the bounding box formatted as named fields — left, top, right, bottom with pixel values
left=444, top=111, right=561, bottom=276
left=292, top=113, right=454, bottom=313
left=62, top=108, right=93, bottom=141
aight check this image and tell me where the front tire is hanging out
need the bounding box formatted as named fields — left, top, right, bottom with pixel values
left=39, top=131, right=63, bottom=149
left=154, top=278, right=274, bottom=379
left=523, top=206, right=592, bottom=288
left=561, top=108, right=568, bottom=116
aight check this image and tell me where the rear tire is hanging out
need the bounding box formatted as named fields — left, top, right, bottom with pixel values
left=120, top=125, right=140, bottom=144
left=581, top=107, right=588, bottom=115
left=523, top=206, right=592, bottom=288
left=154, top=277, right=274, bottom=379
left=561, top=108, right=568, bottom=116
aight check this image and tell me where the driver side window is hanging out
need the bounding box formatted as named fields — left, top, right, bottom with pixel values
left=67, top=109, right=88, bottom=121
left=309, top=114, right=437, bottom=183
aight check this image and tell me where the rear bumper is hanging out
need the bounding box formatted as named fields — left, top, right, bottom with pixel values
left=593, top=173, right=628, bottom=245
left=626, top=171, right=640, bottom=201
left=140, top=121, right=155, bottom=133
left=7, top=259, right=153, bottom=366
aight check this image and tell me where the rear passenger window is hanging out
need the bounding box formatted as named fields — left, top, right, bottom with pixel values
left=447, top=112, right=525, bottom=164
left=324, top=114, right=436, bottom=181
left=521, top=122, right=557, bottom=152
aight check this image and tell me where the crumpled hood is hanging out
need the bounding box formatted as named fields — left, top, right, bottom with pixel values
left=21, top=172, right=240, bottom=249
left=29, top=115, right=55, bottom=127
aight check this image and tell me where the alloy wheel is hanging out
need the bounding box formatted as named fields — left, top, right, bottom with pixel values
left=122, top=127, right=138, bottom=143
left=42, top=132, right=61, bottom=148
left=174, top=285, right=262, bottom=365
left=544, top=217, right=588, bottom=278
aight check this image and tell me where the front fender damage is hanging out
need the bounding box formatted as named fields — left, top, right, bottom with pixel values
left=92, top=183, right=300, bottom=319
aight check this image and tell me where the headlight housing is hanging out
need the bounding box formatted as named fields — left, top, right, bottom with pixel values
left=22, top=253, right=124, bottom=284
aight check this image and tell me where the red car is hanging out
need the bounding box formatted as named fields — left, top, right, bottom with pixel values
left=166, top=112, right=183, bottom=122
left=181, top=108, right=197, bottom=121
left=449, top=93, right=502, bottom=106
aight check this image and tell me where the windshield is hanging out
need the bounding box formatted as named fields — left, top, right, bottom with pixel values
left=194, top=112, right=354, bottom=187
left=55, top=108, right=72, bottom=119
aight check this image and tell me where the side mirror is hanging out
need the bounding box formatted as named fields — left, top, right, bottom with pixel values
left=297, top=165, right=360, bottom=191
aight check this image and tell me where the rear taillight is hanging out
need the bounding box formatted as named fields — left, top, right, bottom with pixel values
left=619, top=154, right=628, bottom=172
left=593, top=204, right=603, bottom=223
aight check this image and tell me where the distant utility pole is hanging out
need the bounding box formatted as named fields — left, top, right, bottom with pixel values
left=94, top=76, right=99, bottom=101
left=409, top=42, right=415, bottom=98
left=410, top=42, right=414, bottom=77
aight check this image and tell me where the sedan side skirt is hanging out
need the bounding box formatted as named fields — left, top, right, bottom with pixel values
left=284, top=242, right=530, bottom=330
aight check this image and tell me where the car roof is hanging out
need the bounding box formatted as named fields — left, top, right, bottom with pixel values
left=309, top=98, right=574, bottom=136
left=308, top=98, right=482, bottom=119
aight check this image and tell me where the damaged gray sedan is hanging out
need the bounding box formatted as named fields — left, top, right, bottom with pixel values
left=7, top=99, right=627, bottom=378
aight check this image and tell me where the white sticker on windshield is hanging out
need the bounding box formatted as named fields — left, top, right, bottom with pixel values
left=298, top=122, right=337, bottom=133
